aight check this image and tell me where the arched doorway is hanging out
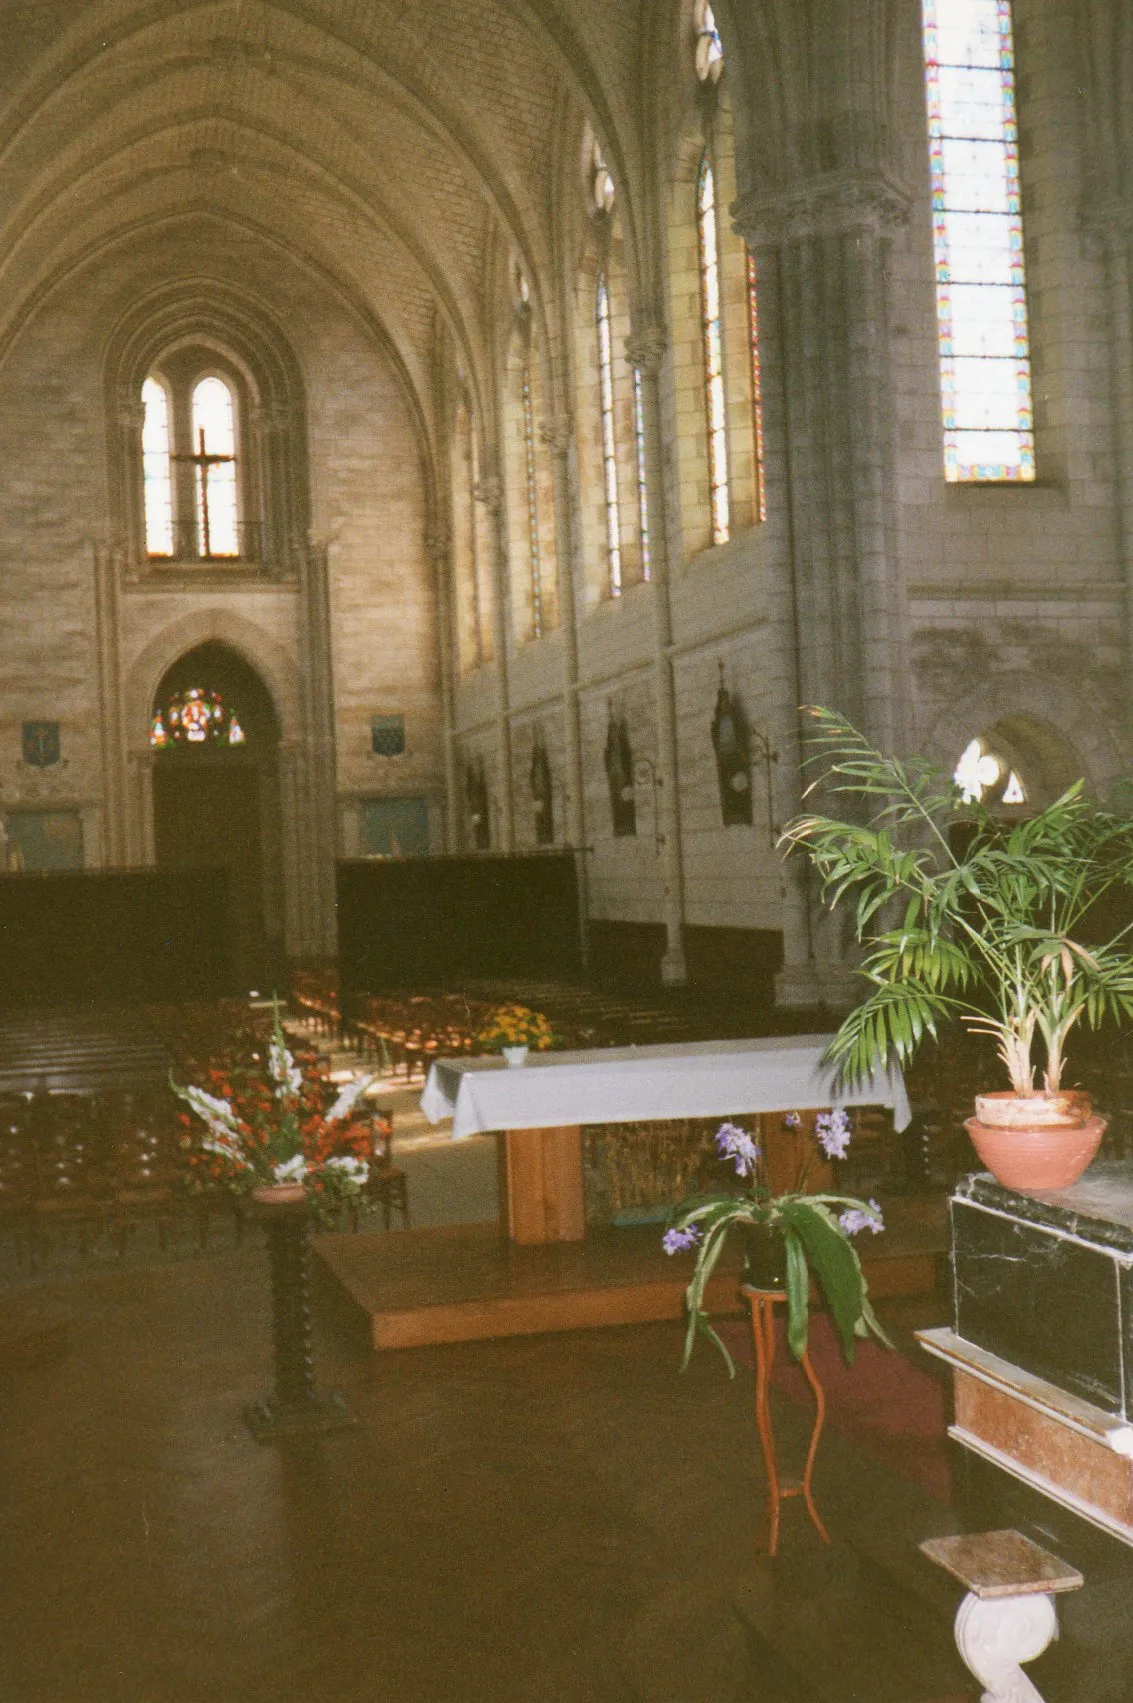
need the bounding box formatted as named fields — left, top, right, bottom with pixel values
left=150, top=643, right=284, bottom=990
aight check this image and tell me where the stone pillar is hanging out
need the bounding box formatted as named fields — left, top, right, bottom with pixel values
left=473, top=473, right=515, bottom=852
left=248, top=403, right=294, bottom=572
left=625, top=326, right=686, bottom=985
left=1085, top=213, right=1133, bottom=692
left=540, top=412, right=590, bottom=964
left=733, top=171, right=910, bottom=1005
left=127, top=748, right=156, bottom=867
left=295, top=541, right=339, bottom=959
left=427, top=524, right=461, bottom=852
left=113, top=391, right=146, bottom=569
left=91, top=543, right=128, bottom=867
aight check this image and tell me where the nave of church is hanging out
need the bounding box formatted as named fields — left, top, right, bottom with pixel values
left=2, top=0, right=1133, bottom=1697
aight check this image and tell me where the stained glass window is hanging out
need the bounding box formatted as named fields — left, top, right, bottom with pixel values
left=142, top=377, right=174, bottom=557
left=953, top=737, right=1025, bottom=804
left=191, top=377, right=240, bottom=556
left=595, top=274, right=623, bottom=597
left=745, top=252, right=767, bottom=523
left=521, top=357, right=544, bottom=637
left=694, top=0, right=724, bottom=82
left=632, top=367, right=651, bottom=581
left=697, top=153, right=731, bottom=545
left=151, top=687, right=246, bottom=747
left=922, top=0, right=1035, bottom=482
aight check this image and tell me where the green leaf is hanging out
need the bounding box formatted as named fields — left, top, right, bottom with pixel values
left=780, top=1198, right=868, bottom=1362
left=783, top=1228, right=810, bottom=1360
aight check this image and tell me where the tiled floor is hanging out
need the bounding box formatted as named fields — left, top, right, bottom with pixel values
left=0, top=1236, right=971, bottom=1703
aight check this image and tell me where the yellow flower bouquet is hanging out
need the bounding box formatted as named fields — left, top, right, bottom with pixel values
left=476, top=1004, right=555, bottom=1052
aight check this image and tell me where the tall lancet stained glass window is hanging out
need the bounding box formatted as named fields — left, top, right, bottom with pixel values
left=191, top=376, right=240, bottom=556
left=697, top=153, right=730, bottom=543
left=922, top=0, right=1035, bottom=482
left=595, top=274, right=623, bottom=597
left=142, top=378, right=174, bottom=557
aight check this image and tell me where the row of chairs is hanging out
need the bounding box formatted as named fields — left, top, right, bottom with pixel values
left=0, top=1088, right=408, bottom=1269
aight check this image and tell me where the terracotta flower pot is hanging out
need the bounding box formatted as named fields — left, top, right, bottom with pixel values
left=965, top=1088, right=1106, bottom=1192
left=251, top=1182, right=307, bottom=1206
left=973, top=1089, right=1092, bottom=1129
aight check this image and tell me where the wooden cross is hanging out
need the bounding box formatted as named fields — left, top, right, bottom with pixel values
left=172, top=427, right=234, bottom=558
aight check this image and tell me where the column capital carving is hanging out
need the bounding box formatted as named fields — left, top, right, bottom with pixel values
left=733, top=170, right=911, bottom=248
left=537, top=415, right=572, bottom=456
left=624, top=326, right=667, bottom=376
left=473, top=475, right=502, bottom=515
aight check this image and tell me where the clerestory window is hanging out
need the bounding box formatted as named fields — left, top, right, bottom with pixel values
left=921, top=0, right=1035, bottom=482
left=141, top=360, right=247, bottom=560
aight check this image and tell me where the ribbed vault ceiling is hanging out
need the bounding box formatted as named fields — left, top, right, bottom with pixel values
left=0, top=0, right=649, bottom=425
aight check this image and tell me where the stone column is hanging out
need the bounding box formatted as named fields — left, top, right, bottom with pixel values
left=91, top=543, right=128, bottom=867
left=295, top=540, right=339, bottom=959
left=1085, top=212, right=1133, bottom=691
left=473, top=473, right=515, bottom=852
left=113, top=391, right=146, bottom=568
left=733, top=171, right=910, bottom=1005
left=540, top=413, right=590, bottom=964
left=625, top=325, right=686, bottom=985
left=127, top=748, right=156, bottom=867
left=427, top=524, right=461, bottom=852
left=248, top=403, right=294, bottom=572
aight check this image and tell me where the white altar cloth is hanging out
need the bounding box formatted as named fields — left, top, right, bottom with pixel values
left=420, top=1034, right=911, bottom=1141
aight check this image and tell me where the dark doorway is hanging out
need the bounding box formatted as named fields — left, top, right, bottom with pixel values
left=151, top=643, right=283, bottom=991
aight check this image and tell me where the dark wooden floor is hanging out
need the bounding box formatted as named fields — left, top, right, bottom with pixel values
left=0, top=1233, right=989, bottom=1703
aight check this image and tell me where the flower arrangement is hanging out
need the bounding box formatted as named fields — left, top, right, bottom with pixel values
left=475, top=1004, right=555, bottom=1052
left=663, top=1109, right=891, bottom=1372
left=171, top=1003, right=378, bottom=1225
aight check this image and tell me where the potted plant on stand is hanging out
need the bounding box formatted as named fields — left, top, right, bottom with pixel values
left=664, top=1114, right=891, bottom=1370
left=172, top=1004, right=378, bottom=1438
left=780, top=708, right=1133, bottom=1192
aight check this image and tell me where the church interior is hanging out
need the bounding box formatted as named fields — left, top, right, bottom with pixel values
left=1, top=0, right=1132, bottom=1698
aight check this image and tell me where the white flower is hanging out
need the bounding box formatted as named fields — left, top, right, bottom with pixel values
left=268, top=1035, right=303, bottom=1097
left=272, top=1155, right=309, bottom=1184
left=324, top=1155, right=369, bottom=1185
left=200, top=1135, right=251, bottom=1169
left=325, top=1073, right=377, bottom=1126
left=815, top=1108, right=853, bottom=1160
left=838, top=1199, right=885, bottom=1236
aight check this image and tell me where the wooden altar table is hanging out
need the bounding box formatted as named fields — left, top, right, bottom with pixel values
left=420, top=1035, right=911, bottom=1246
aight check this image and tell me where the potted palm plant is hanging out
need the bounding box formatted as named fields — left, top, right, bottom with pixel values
left=780, top=708, right=1133, bottom=1191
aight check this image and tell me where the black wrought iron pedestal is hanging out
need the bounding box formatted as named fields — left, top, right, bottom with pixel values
left=244, top=1193, right=356, bottom=1442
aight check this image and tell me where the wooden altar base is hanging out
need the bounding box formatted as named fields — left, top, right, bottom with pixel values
left=313, top=1199, right=946, bottom=1351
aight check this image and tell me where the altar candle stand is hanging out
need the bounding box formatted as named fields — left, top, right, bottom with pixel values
left=744, top=1283, right=830, bottom=1556
left=244, top=1191, right=355, bottom=1442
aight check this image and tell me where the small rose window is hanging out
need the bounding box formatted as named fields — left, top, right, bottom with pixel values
left=151, top=687, right=246, bottom=748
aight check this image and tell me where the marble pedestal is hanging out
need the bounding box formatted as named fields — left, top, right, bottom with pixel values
left=919, top=1164, right=1133, bottom=1701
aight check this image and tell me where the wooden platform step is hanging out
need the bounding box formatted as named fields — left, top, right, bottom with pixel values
left=314, top=1200, right=944, bottom=1351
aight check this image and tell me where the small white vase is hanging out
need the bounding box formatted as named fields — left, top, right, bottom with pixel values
left=501, top=1045, right=529, bottom=1068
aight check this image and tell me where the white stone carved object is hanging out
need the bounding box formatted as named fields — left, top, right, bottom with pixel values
left=953, top=1590, right=1058, bottom=1703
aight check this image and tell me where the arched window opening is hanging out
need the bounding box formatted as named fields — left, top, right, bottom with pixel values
left=954, top=738, right=1026, bottom=806
left=190, top=376, right=240, bottom=558
left=922, top=0, right=1035, bottom=482
left=142, top=377, right=175, bottom=557
left=150, top=686, right=247, bottom=749
left=596, top=273, right=623, bottom=597
left=697, top=153, right=731, bottom=545
left=694, top=0, right=724, bottom=83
